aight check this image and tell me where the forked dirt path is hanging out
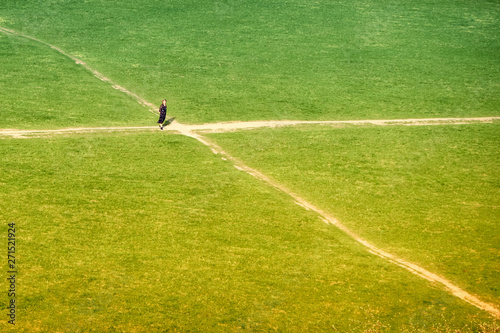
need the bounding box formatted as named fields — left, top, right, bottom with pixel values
left=1, top=26, right=499, bottom=318
left=1, top=117, right=498, bottom=138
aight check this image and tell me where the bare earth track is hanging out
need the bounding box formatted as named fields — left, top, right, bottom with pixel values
left=1, top=25, right=499, bottom=318
left=1, top=117, right=498, bottom=138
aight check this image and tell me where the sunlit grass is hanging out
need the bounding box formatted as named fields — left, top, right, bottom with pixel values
left=1, top=0, right=499, bottom=123
left=0, top=0, right=499, bottom=330
left=0, top=34, right=153, bottom=129
left=209, top=123, right=500, bottom=307
left=0, top=132, right=495, bottom=331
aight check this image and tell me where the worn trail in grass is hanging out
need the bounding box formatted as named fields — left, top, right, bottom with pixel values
left=1, top=117, right=499, bottom=138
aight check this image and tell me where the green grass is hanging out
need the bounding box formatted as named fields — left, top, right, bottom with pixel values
left=209, top=123, right=500, bottom=308
left=0, top=132, right=496, bottom=332
left=0, top=33, right=155, bottom=129
left=1, top=0, right=499, bottom=330
left=1, top=0, right=499, bottom=123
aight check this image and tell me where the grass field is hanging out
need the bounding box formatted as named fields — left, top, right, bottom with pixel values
left=0, top=133, right=497, bottom=332
left=209, top=123, right=500, bottom=307
left=1, top=0, right=499, bottom=123
left=0, top=33, right=151, bottom=129
left=1, top=0, right=499, bottom=331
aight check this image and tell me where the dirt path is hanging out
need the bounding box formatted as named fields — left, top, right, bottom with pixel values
left=0, top=126, right=158, bottom=138
left=1, top=25, right=499, bottom=318
left=173, top=117, right=499, bottom=133
left=1, top=117, right=498, bottom=138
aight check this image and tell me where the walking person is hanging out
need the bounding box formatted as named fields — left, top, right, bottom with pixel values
left=158, top=99, right=167, bottom=130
